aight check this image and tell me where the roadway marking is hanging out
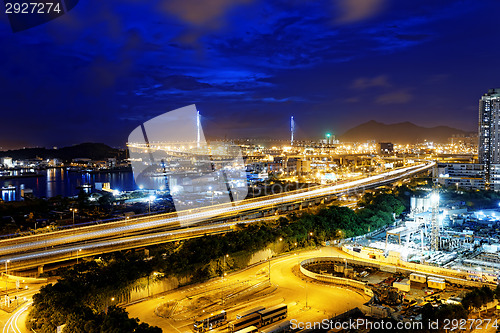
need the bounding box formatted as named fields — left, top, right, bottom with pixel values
left=2, top=301, right=31, bottom=333
left=165, top=320, right=182, bottom=333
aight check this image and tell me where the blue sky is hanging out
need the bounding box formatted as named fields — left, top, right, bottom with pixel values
left=1, top=0, right=499, bottom=148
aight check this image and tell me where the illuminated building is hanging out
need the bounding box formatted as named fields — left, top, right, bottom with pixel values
left=379, top=142, right=394, bottom=154
left=436, top=163, right=485, bottom=190
left=479, top=88, right=500, bottom=189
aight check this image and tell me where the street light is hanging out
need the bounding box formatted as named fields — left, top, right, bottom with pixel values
left=77, top=249, right=82, bottom=264
left=222, top=254, right=229, bottom=305
left=70, top=208, right=77, bottom=226
left=5, top=260, right=10, bottom=274
left=208, top=187, right=214, bottom=205
left=222, top=254, right=229, bottom=279
left=148, top=195, right=156, bottom=215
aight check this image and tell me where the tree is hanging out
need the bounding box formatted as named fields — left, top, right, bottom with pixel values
left=98, top=193, right=114, bottom=212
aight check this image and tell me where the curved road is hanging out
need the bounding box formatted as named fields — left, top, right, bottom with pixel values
left=127, top=247, right=370, bottom=332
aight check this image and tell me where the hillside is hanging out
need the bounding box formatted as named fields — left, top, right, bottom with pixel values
left=0, top=143, right=124, bottom=161
left=339, top=120, right=472, bottom=144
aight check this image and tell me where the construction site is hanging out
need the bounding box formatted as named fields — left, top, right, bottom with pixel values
left=352, top=190, right=500, bottom=285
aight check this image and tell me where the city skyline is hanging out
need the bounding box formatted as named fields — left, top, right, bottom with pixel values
left=4, top=2, right=500, bottom=330
left=2, top=1, right=500, bottom=148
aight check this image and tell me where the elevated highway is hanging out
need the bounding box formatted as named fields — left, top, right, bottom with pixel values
left=0, top=162, right=434, bottom=272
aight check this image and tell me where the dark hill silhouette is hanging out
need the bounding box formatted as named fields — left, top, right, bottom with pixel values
left=339, top=120, right=472, bottom=144
left=0, top=143, right=124, bottom=161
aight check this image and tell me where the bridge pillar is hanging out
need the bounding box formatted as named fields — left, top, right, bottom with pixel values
left=37, top=265, right=44, bottom=276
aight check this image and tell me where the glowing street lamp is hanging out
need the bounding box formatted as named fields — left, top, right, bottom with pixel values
left=208, top=186, right=214, bottom=205
left=5, top=260, right=10, bottom=274
left=70, top=208, right=77, bottom=226
left=148, top=195, right=156, bottom=214
left=222, top=254, right=229, bottom=279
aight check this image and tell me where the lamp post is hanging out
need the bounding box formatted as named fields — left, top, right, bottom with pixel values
left=222, top=254, right=229, bottom=279
left=70, top=208, right=77, bottom=227
left=77, top=249, right=82, bottom=264
left=208, top=187, right=214, bottom=205
left=221, top=254, right=229, bottom=305
left=148, top=195, right=156, bottom=215
left=5, top=260, right=10, bottom=275
left=305, top=280, right=308, bottom=309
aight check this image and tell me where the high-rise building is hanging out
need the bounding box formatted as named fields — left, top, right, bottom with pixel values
left=478, top=88, right=500, bottom=190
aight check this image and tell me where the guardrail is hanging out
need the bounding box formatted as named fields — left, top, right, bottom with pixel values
left=299, top=257, right=373, bottom=297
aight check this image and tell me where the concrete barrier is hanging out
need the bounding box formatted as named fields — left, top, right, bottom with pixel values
left=299, top=257, right=372, bottom=297
left=3, top=273, right=47, bottom=284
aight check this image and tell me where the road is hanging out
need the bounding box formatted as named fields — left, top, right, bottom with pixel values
left=2, top=242, right=487, bottom=333
left=126, top=247, right=370, bottom=332
left=0, top=287, right=39, bottom=333
left=0, top=217, right=278, bottom=272
left=0, top=162, right=434, bottom=271
left=1, top=302, right=31, bottom=333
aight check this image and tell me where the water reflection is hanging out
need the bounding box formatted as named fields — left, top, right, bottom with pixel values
left=1, top=169, right=136, bottom=201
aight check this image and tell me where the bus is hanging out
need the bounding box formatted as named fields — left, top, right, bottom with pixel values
left=234, top=326, right=259, bottom=333
left=258, top=304, right=287, bottom=327
left=193, top=311, right=227, bottom=332
left=229, top=312, right=261, bottom=332
left=260, top=320, right=291, bottom=333
left=236, top=306, right=266, bottom=320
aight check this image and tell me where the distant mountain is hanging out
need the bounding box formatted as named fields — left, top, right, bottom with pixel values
left=0, top=143, right=124, bottom=161
left=339, top=120, right=473, bottom=144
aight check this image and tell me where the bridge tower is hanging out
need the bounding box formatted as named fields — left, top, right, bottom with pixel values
left=196, top=109, right=201, bottom=148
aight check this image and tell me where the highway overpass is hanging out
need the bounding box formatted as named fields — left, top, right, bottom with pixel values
left=0, top=162, right=434, bottom=273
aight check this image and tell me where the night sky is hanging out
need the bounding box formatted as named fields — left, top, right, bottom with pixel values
left=1, top=0, right=500, bottom=149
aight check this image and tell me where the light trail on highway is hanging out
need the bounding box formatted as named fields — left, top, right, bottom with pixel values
left=0, top=162, right=434, bottom=269
left=1, top=217, right=278, bottom=271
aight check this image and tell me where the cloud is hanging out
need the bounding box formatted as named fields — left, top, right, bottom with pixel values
left=335, top=0, right=386, bottom=24
left=160, top=0, right=251, bottom=29
left=375, top=89, right=413, bottom=104
left=351, top=75, right=390, bottom=89
left=344, top=97, right=360, bottom=103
